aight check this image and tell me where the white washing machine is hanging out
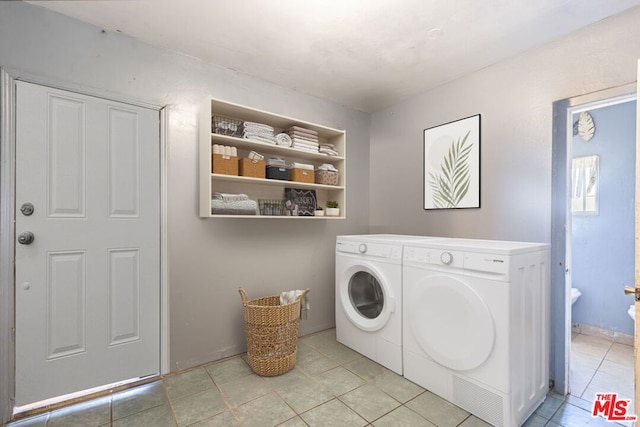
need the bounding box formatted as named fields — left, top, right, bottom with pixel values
left=402, top=238, right=550, bottom=427
left=335, top=234, right=442, bottom=374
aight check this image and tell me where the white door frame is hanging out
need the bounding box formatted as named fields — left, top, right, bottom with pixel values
left=551, top=82, right=636, bottom=396
left=0, top=68, right=170, bottom=424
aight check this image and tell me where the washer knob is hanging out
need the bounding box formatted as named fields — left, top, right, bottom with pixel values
left=440, top=252, right=453, bottom=265
left=358, top=244, right=367, bottom=253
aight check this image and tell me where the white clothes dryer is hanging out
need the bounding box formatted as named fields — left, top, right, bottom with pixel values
left=402, top=238, right=550, bottom=427
left=335, top=234, right=441, bottom=374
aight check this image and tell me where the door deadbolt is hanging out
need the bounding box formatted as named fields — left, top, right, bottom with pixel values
left=17, top=231, right=34, bottom=245
left=20, top=202, right=34, bottom=216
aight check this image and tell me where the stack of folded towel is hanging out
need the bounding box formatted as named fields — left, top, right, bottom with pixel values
left=319, top=143, right=339, bottom=156
left=241, top=121, right=276, bottom=145
left=211, top=193, right=257, bottom=215
left=286, top=126, right=319, bottom=153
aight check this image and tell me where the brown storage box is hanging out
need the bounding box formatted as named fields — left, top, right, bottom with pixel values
left=290, top=168, right=314, bottom=183
left=315, top=170, right=339, bottom=186
left=239, top=158, right=266, bottom=179
left=212, top=153, right=238, bottom=176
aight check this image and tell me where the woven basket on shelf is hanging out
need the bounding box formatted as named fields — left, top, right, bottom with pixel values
left=238, top=288, right=310, bottom=376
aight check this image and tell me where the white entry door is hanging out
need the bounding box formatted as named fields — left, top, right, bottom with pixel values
left=15, top=81, right=160, bottom=407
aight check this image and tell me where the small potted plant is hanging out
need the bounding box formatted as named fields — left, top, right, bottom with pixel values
left=325, top=200, right=340, bottom=217
left=314, top=205, right=324, bottom=216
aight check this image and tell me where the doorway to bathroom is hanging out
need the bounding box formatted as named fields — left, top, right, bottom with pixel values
left=564, top=91, right=636, bottom=408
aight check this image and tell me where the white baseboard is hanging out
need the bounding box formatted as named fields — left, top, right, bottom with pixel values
left=571, top=323, right=633, bottom=346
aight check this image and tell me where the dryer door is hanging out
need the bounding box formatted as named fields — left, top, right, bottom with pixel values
left=339, top=262, right=395, bottom=331
left=407, top=274, right=495, bottom=371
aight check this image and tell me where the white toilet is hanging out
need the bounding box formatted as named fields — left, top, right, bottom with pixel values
left=628, top=304, right=635, bottom=321
left=570, top=288, right=581, bottom=305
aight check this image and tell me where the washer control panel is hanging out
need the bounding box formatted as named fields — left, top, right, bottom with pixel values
left=336, top=241, right=402, bottom=261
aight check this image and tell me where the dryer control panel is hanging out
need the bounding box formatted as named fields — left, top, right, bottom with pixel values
left=404, top=247, right=509, bottom=275
left=463, top=252, right=509, bottom=275
left=404, top=247, right=463, bottom=268
left=336, top=241, right=402, bottom=261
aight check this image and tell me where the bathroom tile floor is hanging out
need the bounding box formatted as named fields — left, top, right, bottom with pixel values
left=7, top=329, right=634, bottom=427
left=569, top=332, right=635, bottom=426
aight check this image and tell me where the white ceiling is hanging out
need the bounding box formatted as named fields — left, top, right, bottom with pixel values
left=26, top=0, right=640, bottom=112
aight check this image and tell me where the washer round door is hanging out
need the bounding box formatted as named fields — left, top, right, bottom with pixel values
left=407, top=274, right=495, bottom=371
left=339, top=262, right=394, bottom=331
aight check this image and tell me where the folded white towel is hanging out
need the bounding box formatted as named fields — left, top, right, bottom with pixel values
left=291, top=137, right=318, bottom=144
left=317, top=163, right=338, bottom=172
left=287, top=126, right=318, bottom=136
left=275, top=133, right=292, bottom=147
left=248, top=151, right=264, bottom=162
left=266, top=157, right=287, bottom=167
left=319, top=149, right=339, bottom=156
left=214, top=192, right=249, bottom=201
left=291, top=141, right=318, bottom=151
left=243, top=128, right=275, bottom=137
left=244, top=134, right=276, bottom=145
left=243, top=126, right=273, bottom=135
left=211, top=193, right=257, bottom=215
left=293, top=145, right=319, bottom=152
left=243, top=121, right=274, bottom=131
left=287, top=132, right=318, bottom=142
left=293, top=147, right=320, bottom=154
left=319, top=144, right=338, bottom=152
left=212, top=144, right=238, bottom=157
left=290, top=162, right=314, bottom=170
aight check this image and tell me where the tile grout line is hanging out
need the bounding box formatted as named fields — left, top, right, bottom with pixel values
left=571, top=333, right=613, bottom=400
left=163, top=381, right=180, bottom=427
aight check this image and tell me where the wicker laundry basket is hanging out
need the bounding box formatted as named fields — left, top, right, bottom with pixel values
left=239, top=288, right=310, bottom=376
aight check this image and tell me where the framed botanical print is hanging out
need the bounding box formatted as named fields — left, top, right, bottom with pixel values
left=423, top=114, right=481, bottom=210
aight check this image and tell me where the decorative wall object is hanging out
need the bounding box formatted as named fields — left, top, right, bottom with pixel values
left=423, top=115, right=481, bottom=209
left=571, top=155, right=599, bottom=214
left=284, top=188, right=317, bottom=216
left=577, top=111, right=596, bottom=141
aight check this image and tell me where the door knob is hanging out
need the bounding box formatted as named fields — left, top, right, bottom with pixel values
left=624, top=286, right=640, bottom=301
left=17, top=231, right=34, bottom=245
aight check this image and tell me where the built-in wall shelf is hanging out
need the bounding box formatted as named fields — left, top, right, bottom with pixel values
left=209, top=134, right=345, bottom=162
left=199, top=98, right=346, bottom=218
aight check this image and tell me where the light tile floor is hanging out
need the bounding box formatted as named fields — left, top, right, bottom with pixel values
left=7, top=329, right=635, bottom=427
left=568, top=332, right=635, bottom=427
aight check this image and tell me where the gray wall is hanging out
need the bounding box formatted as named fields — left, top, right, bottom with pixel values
left=0, top=1, right=370, bottom=371
left=369, top=8, right=640, bottom=243
left=368, top=6, right=640, bottom=391
left=571, top=102, right=636, bottom=336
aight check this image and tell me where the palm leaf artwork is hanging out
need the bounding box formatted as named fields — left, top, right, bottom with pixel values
left=428, top=131, right=473, bottom=208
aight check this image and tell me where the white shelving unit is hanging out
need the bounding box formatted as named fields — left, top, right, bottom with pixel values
left=199, top=98, right=346, bottom=218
